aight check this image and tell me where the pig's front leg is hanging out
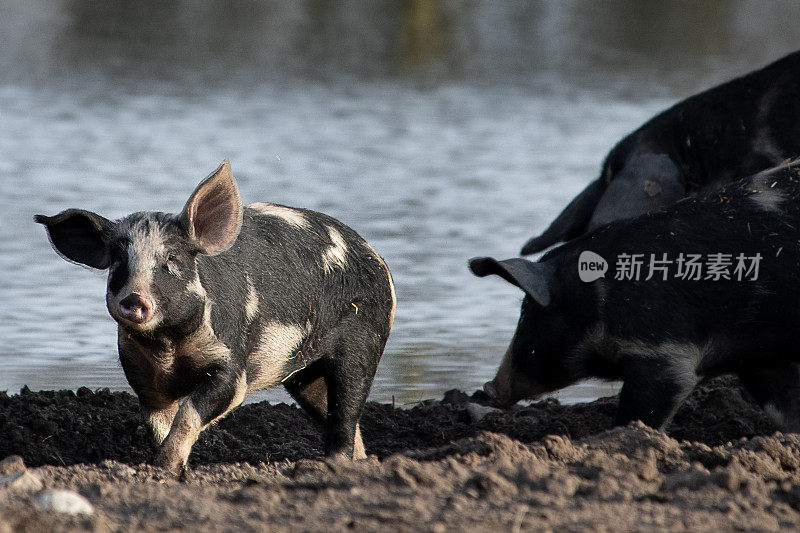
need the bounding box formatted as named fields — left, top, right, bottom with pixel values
left=615, top=354, right=699, bottom=430
left=143, top=402, right=180, bottom=445
left=154, top=367, right=246, bottom=473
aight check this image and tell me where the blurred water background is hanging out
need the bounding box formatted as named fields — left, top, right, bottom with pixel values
left=1, top=0, right=799, bottom=406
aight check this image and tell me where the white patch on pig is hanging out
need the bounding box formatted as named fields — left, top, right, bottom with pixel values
left=365, top=242, right=397, bottom=329
left=165, top=260, right=181, bottom=278
left=145, top=402, right=179, bottom=445
left=749, top=186, right=785, bottom=213
left=322, top=226, right=348, bottom=273
left=248, top=203, right=310, bottom=229
left=247, top=321, right=310, bottom=391
left=748, top=169, right=787, bottom=213
left=244, top=275, right=258, bottom=323
left=186, top=273, right=206, bottom=299
left=353, top=423, right=366, bottom=460
left=385, top=263, right=397, bottom=330
left=106, top=216, right=168, bottom=330
left=126, top=217, right=166, bottom=287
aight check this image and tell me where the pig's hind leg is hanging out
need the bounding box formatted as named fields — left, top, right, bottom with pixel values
left=737, top=362, right=800, bottom=432
left=283, top=358, right=370, bottom=459
left=323, top=340, right=378, bottom=460
left=616, top=354, right=699, bottom=430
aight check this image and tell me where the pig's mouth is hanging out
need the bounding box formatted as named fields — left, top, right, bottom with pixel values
left=483, top=381, right=520, bottom=409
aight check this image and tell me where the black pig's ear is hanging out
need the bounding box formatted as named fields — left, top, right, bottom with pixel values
left=181, top=159, right=243, bottom=255
left=35, top=209, right=114, bottom=269
left=469, top=257, right=553, bottom=307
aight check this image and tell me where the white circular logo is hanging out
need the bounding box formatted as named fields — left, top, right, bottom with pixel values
left=578, top=251, right=608, bottom=282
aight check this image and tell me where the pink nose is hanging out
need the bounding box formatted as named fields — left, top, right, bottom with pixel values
left=118, top=293, right=153, bottom=323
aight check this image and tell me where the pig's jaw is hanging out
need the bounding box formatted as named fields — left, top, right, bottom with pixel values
left=483, top=381, right=513, bottom=408
left=483, top=379, right=531, bottom=409
left=483, top=371, right=550, bottom=408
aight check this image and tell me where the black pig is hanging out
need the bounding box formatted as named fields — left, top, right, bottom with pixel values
left=36, top=161, right=396, bottom=471
left=521, top=50, right=800, bottom=255
left=473, top=160, right=800, bottom=431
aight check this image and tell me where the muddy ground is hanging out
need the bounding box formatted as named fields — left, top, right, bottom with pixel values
left=0, top=376, right=798, bottom=531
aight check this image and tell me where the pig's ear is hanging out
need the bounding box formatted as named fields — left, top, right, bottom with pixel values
left=469, top=257, right=553, bottom=306
left=34, top=209, right=114, bottom=269
left=181, top=160, right=243, bottom=255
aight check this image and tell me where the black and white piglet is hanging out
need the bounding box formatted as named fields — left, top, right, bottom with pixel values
left=36, top=161, right=396, bottom=471
left=473, top=160, right=800, bottom=431
left=521, top=50, right=800, bottom=255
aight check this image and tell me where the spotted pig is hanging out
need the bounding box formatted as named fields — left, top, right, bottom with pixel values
left=36, top=161, right=396, bottom=472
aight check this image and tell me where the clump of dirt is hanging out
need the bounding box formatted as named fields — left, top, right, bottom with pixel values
left=0, top=376, right=797, bottom=532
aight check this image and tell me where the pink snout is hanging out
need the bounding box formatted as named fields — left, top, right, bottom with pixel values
left=118, top=292, right=153, bottom=324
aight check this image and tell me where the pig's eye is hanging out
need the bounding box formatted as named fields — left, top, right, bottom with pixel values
left=163, top=254, right=180, bottom=275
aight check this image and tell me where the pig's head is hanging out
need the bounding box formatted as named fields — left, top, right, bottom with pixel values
left=470, top=256, right=585, bottom=408
left=36, top=161, right=242, bottom=334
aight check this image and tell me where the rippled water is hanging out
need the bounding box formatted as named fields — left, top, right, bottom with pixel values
left=2, top=1, right=799, bottom=405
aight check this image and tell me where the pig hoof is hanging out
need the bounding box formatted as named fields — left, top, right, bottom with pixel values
left=326, top=447, right=359, bottom=462
left=153, top=454, right=185, bottom=475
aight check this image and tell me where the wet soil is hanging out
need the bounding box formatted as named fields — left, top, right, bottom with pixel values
left=0, top=376, right=798, bottom=531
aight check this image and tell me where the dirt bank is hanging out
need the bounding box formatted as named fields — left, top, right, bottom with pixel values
left=0, top=376, right=798, bottom=531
